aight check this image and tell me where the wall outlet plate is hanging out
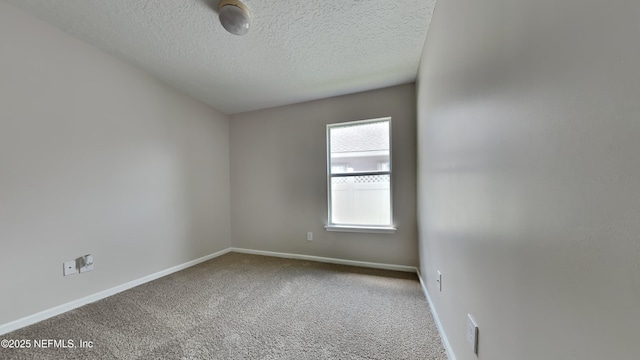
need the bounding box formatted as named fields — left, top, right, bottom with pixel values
left=437, top=270, right=442, bottom=291
left=307, top=232, right=313, bottom=241
left=466, top=314, right=479, bottom=354
left=78, top=254, right=94, bottom=273
left=63, top=261, right=77, bottom=276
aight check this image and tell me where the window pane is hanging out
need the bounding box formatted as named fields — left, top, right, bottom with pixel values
left=331, top=174, right=391, bottom=226
left=330, top=121, right=389, bottom=174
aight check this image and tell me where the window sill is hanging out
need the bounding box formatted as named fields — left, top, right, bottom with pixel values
left=324, top=225, right=396, bottom=234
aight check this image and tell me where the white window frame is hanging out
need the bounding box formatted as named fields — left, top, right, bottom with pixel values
left=325, top=117, right=396, bottom=234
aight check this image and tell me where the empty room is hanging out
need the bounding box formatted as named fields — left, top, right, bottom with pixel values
left=0, top=0, right=637, bottom=359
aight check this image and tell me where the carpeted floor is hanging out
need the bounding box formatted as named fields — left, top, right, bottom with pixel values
left=1, top=253, right=448, bottom=359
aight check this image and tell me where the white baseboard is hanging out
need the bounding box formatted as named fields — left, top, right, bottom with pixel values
left=0, top=247, right=232, bottom=336
left=416, top=269, right=456, bottom=360
left=229, top=247, right=416, bottom=272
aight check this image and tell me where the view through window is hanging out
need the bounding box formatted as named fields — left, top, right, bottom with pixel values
left=327, top=118, right=392, bottom=228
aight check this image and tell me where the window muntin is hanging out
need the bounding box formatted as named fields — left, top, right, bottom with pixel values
left=327, top=118, right=393, bottom=228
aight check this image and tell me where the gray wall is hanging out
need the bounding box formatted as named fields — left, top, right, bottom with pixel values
left=417, top=0, right=639, bottom=359
left=230, top=84, right=418, bottom=266
left=0, top=2, right=231, bottom=325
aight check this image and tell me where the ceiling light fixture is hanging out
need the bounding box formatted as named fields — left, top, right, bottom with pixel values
left=218, top=0, right=251, bottom=36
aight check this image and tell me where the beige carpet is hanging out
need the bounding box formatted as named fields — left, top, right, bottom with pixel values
left=1, top=253, right=448, bottom=359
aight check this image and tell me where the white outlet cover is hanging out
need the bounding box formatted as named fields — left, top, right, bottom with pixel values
left=63, top=261, right=76, bottom=276
left=437, top=271, right=442, bottom=291
left=307, top=232, right=313, bottom=241
left=466, top=314, right=479, bottom=354
left=78, top=254, right=94, bottom=273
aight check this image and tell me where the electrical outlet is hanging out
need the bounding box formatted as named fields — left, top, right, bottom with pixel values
left=78, top=254, right=94, bottom=273
left=466, top=314, right=479, bottom=354
left=63, top=261, right=77, bottom=276
left=436, top=271, right=442, bottom=291
left=307, top=232, right=313, bottom=241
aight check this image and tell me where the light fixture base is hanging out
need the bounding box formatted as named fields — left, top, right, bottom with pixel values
left=218, top=0, right=251, bottom=36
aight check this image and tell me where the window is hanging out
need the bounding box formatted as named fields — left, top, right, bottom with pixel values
left=326, top=118, right=395, bottom=233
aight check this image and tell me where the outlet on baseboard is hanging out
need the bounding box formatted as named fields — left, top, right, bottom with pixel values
left=466, top=313, right=479, bottom=354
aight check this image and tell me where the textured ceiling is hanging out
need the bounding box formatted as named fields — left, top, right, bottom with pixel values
left=5, top=0, right=436, bottom=114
